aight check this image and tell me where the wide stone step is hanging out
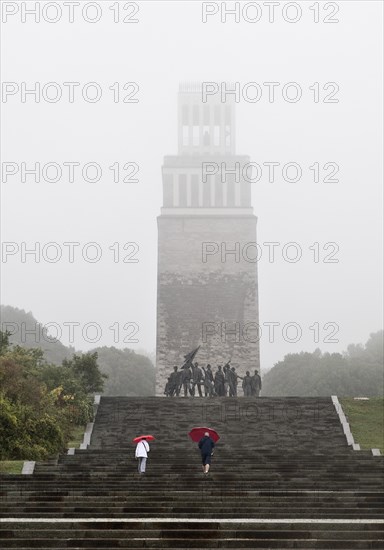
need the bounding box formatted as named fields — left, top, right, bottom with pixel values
left=56, top=465, right=348, bottom=468
left=3, top=497, right=382, bottom=507
left=2, top=533, right=384, bottom=542
left=1, top=537, right=384, bottom=548
left=1, top=507, right=384, bottom=520
left=1, top=486, right=382, bottom=495
left=1, top=491, right=383, bottom=499
left=10, top=526, right=384, bottom=537
left=1, top=522, right=383, bottom=532
left=1, top=504, right=382, bottom=515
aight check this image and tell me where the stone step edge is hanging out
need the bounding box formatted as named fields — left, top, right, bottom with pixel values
left=69, top=395, right=101, bottom=455
left=2, top=518, right=384, bottom=524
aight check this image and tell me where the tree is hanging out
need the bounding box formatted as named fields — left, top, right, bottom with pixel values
left=63, top=352, right=107, bottom=394
left=364, top=330, right=383, bottom=364
left=0, top=331, right=106, bottom=460
left=262, top=331, right=384, bottom=397
left=91, top=346, right=155, bottom=396
left=0, top=330, right=11, bottom=355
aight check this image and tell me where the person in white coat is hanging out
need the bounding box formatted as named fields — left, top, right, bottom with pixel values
left=135, top=438, right=150, bottom=474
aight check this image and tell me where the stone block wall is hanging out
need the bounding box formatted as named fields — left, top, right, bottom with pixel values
left=156, top=215, right=259, bottom=395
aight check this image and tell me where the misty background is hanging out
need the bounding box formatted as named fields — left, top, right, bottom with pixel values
left=1, top=1, right=383, bottom=372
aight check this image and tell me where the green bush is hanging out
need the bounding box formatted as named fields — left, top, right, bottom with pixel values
left=0, top=397, right=18, bottom=460
left=0, top=331, right=105, bottom=460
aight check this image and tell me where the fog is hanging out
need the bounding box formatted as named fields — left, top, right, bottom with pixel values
left=1, top=1, right=382, bottom=371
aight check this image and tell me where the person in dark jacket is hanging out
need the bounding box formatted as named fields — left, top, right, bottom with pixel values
left=181, top=365, right=192, bottom=397
left=229, top=366, right=242, bottom=397
left=214, top=366, right=225, bottom=396
left=202, top=364, right=214, bottom=397
left=242, top=370, right=253, bottom=396
left=251, top=369, right=262, bottom=397
left=198, top=432, right=215, bottom=474
left=223, top=363, right=231, bottom=396
left=168, top=366, right=181, bottom=397
left=191, top=362, right=204, bottom=397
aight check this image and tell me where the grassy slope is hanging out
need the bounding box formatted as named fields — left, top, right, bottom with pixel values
left=340, top=397, right=384, bottom=452
left=0, top=461, right=24, bottom=474
left=67, top=425, right=86, bottom=448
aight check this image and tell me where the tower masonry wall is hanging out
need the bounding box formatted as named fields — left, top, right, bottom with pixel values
left=156, top=215, right=260, bottom=395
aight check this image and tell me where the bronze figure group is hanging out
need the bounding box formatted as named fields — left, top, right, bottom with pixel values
left=164, top=361, right=261, bottom=398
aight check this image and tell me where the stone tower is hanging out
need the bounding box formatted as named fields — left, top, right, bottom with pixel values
left=156, top=83, right=260, bottom=395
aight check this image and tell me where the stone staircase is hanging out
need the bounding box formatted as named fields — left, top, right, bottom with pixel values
left=0, top=396, right=383, bottom=548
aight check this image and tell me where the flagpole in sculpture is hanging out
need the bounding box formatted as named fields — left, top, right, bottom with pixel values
left=180, top=346, right=200, bottom=369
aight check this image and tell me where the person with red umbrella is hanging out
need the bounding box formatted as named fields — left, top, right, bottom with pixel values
left=133, top=435, right=154, bottom=474
left=198, top=431, right=215, bottom=474
left=189, top=427, right=219, bottom=475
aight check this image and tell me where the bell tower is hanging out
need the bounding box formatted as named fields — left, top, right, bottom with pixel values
left=156, top=83, right=260, bottom=394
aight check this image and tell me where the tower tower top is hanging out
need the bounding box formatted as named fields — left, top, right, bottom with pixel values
left=161, top=83, right=253, bottom=214
left=177, top=82, right=236, bottom=156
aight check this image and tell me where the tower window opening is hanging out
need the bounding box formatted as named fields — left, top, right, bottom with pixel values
left=203, top=126, right=210, bottom=146
left=193, top=126, right=199, bottom=146
left=214, top=105, right=220, bottom=124
left=191, top=174, right=199, bottom=206
left=182, top=126, right=189, bottom=146
left=213, top=105, right=221, bottom=147
left=182, top=105, right=188, bottom=124
left=179, top=174, right=187, bottom=207
left=225, top=125, right=231, bottom=147
left=203, top=105, right=210, bottom=124
left=215, top=174, right=223, bottom=207
left=192, top=105, right=199, bottom=124
left=227, top=175, right=236, bottom=206
left=163, top=174, right=173, bottom=207
left=203, top=179, right=211, bottom=207
left=214, top=126, right=220, bottom=146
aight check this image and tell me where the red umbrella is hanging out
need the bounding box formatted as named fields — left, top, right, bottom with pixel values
left=188, top=427, right=220, bottom=443
left=132, top=434, right=155, bottom=443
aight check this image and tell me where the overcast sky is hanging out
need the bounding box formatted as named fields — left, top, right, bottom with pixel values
left=1, top=0, right=383, bottom=370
